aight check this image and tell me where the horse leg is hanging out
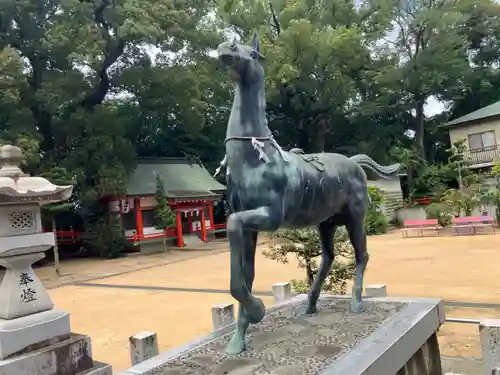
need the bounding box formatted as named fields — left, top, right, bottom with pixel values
left=225, top=206, right=281, bottom=354
left=346, top=216, right=369, bottom=313
left=226, top=230, right=258, bottom=355
left=306, top=221, right=337, bottom=314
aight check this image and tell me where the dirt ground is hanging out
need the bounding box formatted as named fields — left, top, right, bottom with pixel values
left=38, top=232, right=500, bottom=372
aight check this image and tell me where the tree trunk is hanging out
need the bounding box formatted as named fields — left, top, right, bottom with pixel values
left=313, top=116, right=328, bottom=152
left=52, top=216, right=60, bottom=275
left=407, top=169, right=414, bottom=197
left=13, top=1, right=125, bottom=156
left=306, top=260, right=315, bottom=286
left=296, top=120, right=309, bottom=152
left=415, top=99, right=426, bottom=157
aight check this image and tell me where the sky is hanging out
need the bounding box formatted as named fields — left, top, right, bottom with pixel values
left=425, top=96, right=446, bottom=117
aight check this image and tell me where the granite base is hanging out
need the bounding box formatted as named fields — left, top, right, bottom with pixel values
left=0, top=333, right=94, bottom=375
left=77, top=360, right=113, bottom=375
left=0, top=308, right=70, bottom=360
left=117, top=295, right=445, bottom=375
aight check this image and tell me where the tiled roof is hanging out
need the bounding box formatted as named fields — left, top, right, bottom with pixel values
left=442, top=100, right=500, bottom=128
left=126, top=158, right=225, bottom=198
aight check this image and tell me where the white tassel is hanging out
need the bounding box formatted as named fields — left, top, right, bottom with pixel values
left=213, top=155, right=227, bottom=177
left=251, top=137, right=270, bottom=163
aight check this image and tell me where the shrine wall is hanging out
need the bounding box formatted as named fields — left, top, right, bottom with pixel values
left=368, top=177, right=404, bottom=221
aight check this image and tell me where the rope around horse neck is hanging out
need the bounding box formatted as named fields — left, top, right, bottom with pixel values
left=224, top=135, right=271, bottom=144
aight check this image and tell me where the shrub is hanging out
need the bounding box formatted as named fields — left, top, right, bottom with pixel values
left=154, top=173, right=176, bottom=250
left=365, top=186, right=388, bottom=235
left=85, top=215, right=128, bottom=259
left=425, top=202, right=453, bottom=226
left=154, top=173, right=176, bottom=229
left=441, top=188, right=481, bottom=217
left=262, top=227, right=356, bottom=295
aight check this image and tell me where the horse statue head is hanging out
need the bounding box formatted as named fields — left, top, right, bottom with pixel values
left=217, top=32, right=266, bottom=85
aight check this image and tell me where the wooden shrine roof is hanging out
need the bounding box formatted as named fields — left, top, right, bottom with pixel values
left=126, top=157, right=225, bottom=199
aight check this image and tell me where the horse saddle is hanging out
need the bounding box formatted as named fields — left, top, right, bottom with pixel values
left=289, top=148, right=325, bottom=172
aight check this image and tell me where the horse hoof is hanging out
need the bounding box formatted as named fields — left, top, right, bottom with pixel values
left=305, top=305, right=317, bottom=315
left=350, top=300, right=366, bottom=313
left=247, top=297, right=266, bottom=324
left=225, top=333, right=246, bottom=355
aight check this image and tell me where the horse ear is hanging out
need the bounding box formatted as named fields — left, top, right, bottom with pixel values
left=251, top=31, right=265, bottom=60
left=251, top=31, right=260, bottom=53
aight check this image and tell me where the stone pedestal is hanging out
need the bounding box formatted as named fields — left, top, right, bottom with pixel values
left=0, top=333, right=112, bottom=375
left=116, top=295, right=445, bottom=375
left=0, top=309, right=70, bottom=360
left=0, top=145, right=112, bottom=375
left=365, top=284, right=388, bottom=298
left=211, top=303, right=235, bottom=332
left=0, top=246, right=55, bottom=320
left=479, top=319, right=500, bottom=375
left=272, top=282, right=294, bottom=303
left=130, top=331, right=160, bottom=366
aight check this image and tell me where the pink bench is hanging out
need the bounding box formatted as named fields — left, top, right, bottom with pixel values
left=402, top=219, right=441, bottom=238
left=452, top=216, right=496, bottom=235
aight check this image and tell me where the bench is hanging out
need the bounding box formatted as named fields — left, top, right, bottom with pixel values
left=452, top=216, right=496, bottom=235
left=402, top=219, right=441, bottom=238
left=213, top=223, right=227, bottom=233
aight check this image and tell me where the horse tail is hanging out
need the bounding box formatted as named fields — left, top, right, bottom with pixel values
left=349, top=154, right=401, bottom=180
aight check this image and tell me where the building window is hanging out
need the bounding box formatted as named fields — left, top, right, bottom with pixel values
left=468, top=131, right=496, bottom=151
left=122, top=212, right=136, bottom=230
left=141, top=209, right=156, bottom=228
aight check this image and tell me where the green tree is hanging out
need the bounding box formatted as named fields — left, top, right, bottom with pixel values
left=154, top=173, right=176, bottom=250
left=219, top=0, right=391, bottom=153
left=39, top=167, right=76, bottom=275
left=365, top=186, right=388, bottom=235
left=447, top=0, right=500, bottom=119
left=481, top=159, right=500, bottom=222
left=440, top=184, right=486, bottom=217
left=263, top=227, right=356, bottom=294
left=374, top=0, right=473, bottom=157
left=0, top=0, right=218, bottom=242
left=389, top=143, right=426, bottom=197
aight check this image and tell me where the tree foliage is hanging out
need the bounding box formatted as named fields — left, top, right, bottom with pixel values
left=262, top=227, right=356, bottom=294
left=154, top=173, right=176, bottom=230
left=1, top=0, right=500, bottom=257
left=263, top=186, right=387, bottom=294
left=365, top=186, right=388, bottom=235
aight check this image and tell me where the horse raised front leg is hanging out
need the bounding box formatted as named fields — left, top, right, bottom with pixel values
left=346, top=218, right=369, bottom=313
left=225, top=206, right=282, bottom=355
left=226, top=230, right=258, bottom=355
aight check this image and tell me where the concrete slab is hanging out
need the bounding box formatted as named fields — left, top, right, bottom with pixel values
left=441, top=356, right=483, bottom=375
left=117, top=295, right=444, bottom=375
left=43, top=233, right=500, bottom=371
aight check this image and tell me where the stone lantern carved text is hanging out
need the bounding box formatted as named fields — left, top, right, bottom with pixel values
left=0, top=195, right=63, bottom=203
left=19, top=271, right=37, bottom=303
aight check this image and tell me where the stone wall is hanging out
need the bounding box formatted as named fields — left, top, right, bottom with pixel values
left=368, top=178, right=404, bottom=221
left=397, top=333, right=442, bottom=375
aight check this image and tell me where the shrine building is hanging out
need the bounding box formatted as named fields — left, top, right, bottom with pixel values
left=105, top=157, right=226, bottom=249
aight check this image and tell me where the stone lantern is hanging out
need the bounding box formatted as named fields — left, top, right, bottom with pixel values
left=0, top=145, right=111, bottom=375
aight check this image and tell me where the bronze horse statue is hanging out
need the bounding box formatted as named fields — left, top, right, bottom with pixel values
left=216, top=33, right=400, bottom=355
